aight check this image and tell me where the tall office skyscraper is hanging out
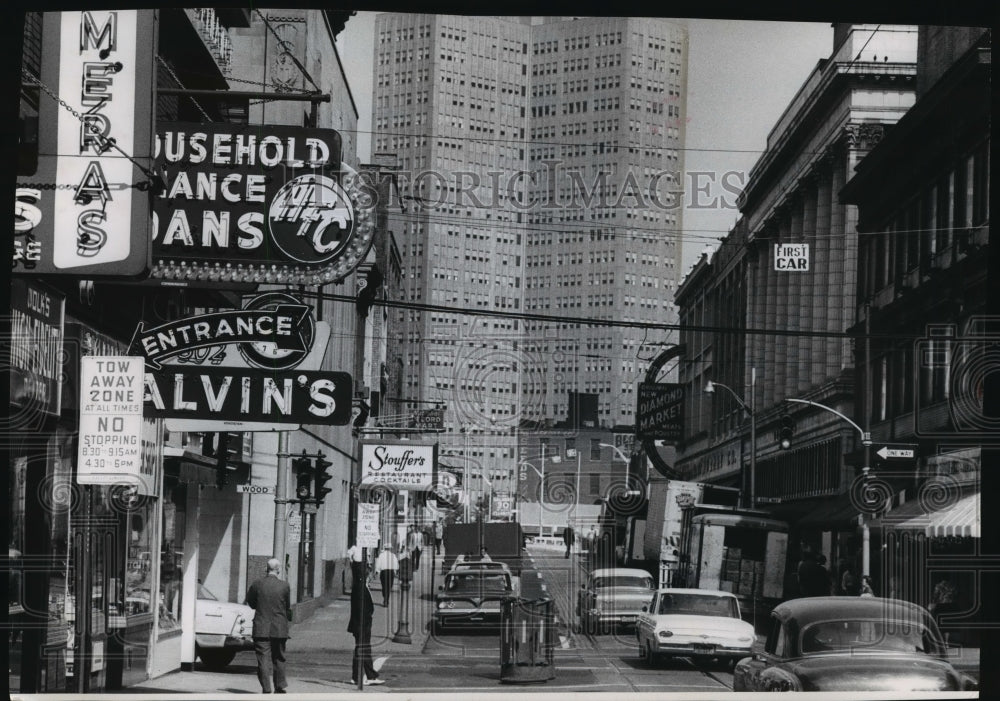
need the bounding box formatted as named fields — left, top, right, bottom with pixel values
left=522, top=17, right=688, bottom=428
left=372, top=14, right=688, bottom=480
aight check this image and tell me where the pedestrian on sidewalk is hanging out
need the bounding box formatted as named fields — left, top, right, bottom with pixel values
left=407, top=525, right=424, bottom=571
left=562, top=522, right=575, bottom=559
left=374, top=547, right=398, bottom=607
left=246, top=558, right=292, bottom=694
left=348, top=556, right=383, bottom=686
left=434, top=520, right=444, bottom=554
left=398, top=544, right=413, bottom=587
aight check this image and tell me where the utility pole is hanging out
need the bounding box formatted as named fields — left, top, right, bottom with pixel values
left=273, top=432, right=290, bottom=573
left=862, top=301, right=873, bottom=578
left=749, top=367, right=757, bottom=509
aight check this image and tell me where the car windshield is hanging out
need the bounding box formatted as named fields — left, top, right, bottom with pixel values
left=445, top=573, right=511, bottom=594
left=198, top=584, right=218, bottom=601
left=657, top=593, right=738, bottom=618
left=594, top=575, right=654, bottom=589
left=800, top=620, right=942, bottom=655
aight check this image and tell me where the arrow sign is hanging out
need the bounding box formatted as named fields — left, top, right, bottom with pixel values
left=876, top=446, right=915, bottom=460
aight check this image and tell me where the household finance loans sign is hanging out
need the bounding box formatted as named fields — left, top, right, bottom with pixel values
left=360, top=441, right=437, bottom=489
left=151, top=123, right=375, bottom=285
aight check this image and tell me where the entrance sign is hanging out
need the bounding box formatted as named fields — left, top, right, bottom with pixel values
left=15, top=11, right=155, bottom=276
left=636, top=383, right=684, bottom=442
left=356, top=503, right=381, bottom=547
left=360, top=441, right=437, bottom=489
left=143, top=367, right=353, bottom=425
left=77, top=356, right=145, bottom=486
left=774, top=243, right=810, bottom=271
left=151, top=123, right=376, bottom=285
left=130, top=302, right=311, bottom=370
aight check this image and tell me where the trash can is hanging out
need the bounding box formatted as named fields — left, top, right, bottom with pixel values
left=499, top=596, right=556, bottom=683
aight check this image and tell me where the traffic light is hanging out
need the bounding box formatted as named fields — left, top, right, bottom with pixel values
left=292, top=451, right=312, bottom=502
left=313, top=452, right=334, bottom=505
left=779, top=414, right=796, bottom=450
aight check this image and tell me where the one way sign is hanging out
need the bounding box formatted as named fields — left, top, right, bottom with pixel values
left=876, top=445, right=916, bottom=460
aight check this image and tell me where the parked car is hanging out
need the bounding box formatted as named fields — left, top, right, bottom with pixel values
left=433, top=568, right=515, bottom=634
left=449, top=561, right=520, bottom=595
left=577, top=567, right=655, bottom=634
left=636, top=588, right=756, bottom=669
left=733, top=597, right=978, bottom=692
left=195, top=583, right=254, bottom=669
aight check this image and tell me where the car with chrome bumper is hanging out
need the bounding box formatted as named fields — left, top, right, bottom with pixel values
left=577, top=567, right=655, bottom=634
left=433, top=569, right=515, bottom=634
left=733, top=597, right=977, bottom=692
left=636, top=588, right=755, bottom=669
left=195, top=583, right=254, bottom=669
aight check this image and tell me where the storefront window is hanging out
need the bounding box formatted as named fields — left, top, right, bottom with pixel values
left=8, top=457, right=26, bottom=610
left=125, top=500, right=155, bottom=615
left=158, top=483, right=185, bottom=637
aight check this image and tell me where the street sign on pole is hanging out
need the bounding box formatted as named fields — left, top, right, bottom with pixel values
left=876, top=445, right=917, bottom=460
left=357, top=503, right=381, bottom=547
left=237, top=483, right=273, bottom=495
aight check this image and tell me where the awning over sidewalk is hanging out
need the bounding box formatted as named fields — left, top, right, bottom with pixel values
left=163, top=447, right=220, bottom=486
left=797, top=492, right=864, bottom=529
left=763, top=492, right=861, bottom=530
left=870, top=489, right=980, bottom=538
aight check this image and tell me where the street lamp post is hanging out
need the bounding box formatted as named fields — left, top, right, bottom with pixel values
left=518, top=453, right=549, bottom=537
left=784, top=396, right=872, bottom=577
left=704, top=368, right=757, bottom=509
left=599, top=442, right=633, bottom=485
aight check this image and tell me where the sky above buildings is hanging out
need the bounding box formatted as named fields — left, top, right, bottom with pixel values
left=335, top=13, right=835, bottom=275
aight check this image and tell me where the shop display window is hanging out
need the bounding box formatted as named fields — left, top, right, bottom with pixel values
left=157, top=483, right=185, bottom=637
left=125, top=500, right=155, bottom=616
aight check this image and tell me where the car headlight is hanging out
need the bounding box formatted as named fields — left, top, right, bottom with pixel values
left=657, top=630, right=673, bottom=638
left=737, top=636, right=753, bottom=642
left=768, top=675, right=801, bottom=692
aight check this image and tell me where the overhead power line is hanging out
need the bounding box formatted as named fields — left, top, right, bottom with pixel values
left=298, top=288, right=932, bottom=342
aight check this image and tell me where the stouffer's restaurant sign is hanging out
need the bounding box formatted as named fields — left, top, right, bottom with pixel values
left=150, top=123, right=376, bottom=285
left=360, top=441, right=437, bottom=489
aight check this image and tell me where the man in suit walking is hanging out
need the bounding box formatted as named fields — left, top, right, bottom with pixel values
left=348, top=556, right=384, bottom=685
left=562, top=522, right=575, bottom=558
left=246, top=558, right=292, bottom=693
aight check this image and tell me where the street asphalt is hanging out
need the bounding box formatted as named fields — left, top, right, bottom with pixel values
left=127, top=543, right=980, bottom=694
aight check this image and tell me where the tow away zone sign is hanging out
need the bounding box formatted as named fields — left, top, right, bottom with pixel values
left=78, top=356, right=146, bottom=487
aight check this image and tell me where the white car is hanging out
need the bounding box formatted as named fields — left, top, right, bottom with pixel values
left=577, top=567, right=655, bottom=634
left=636, top=588, right=756, bottom=670
left=195, top=583, right=255, bottom=669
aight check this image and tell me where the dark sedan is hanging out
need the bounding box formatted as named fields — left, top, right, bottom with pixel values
left=432, top=569, right=515, bottom=634
left=733, top=597, right=977, bottom=692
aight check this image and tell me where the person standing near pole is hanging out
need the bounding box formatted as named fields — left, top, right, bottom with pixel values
left=246, top=558, right=292, bottom=694
left=434, top=520, right=444, bottom=555
left=348, top=553, right=384, bottom=686
left=407, top=525, right=424, bottom=572
left=374, top=546, right=398, bottom=607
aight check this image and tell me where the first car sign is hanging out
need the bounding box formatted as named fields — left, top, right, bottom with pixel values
left=774, top=243, right=809, bottom=271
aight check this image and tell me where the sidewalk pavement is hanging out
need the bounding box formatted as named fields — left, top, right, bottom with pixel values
left=133, top=547, right=448, bottom=694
